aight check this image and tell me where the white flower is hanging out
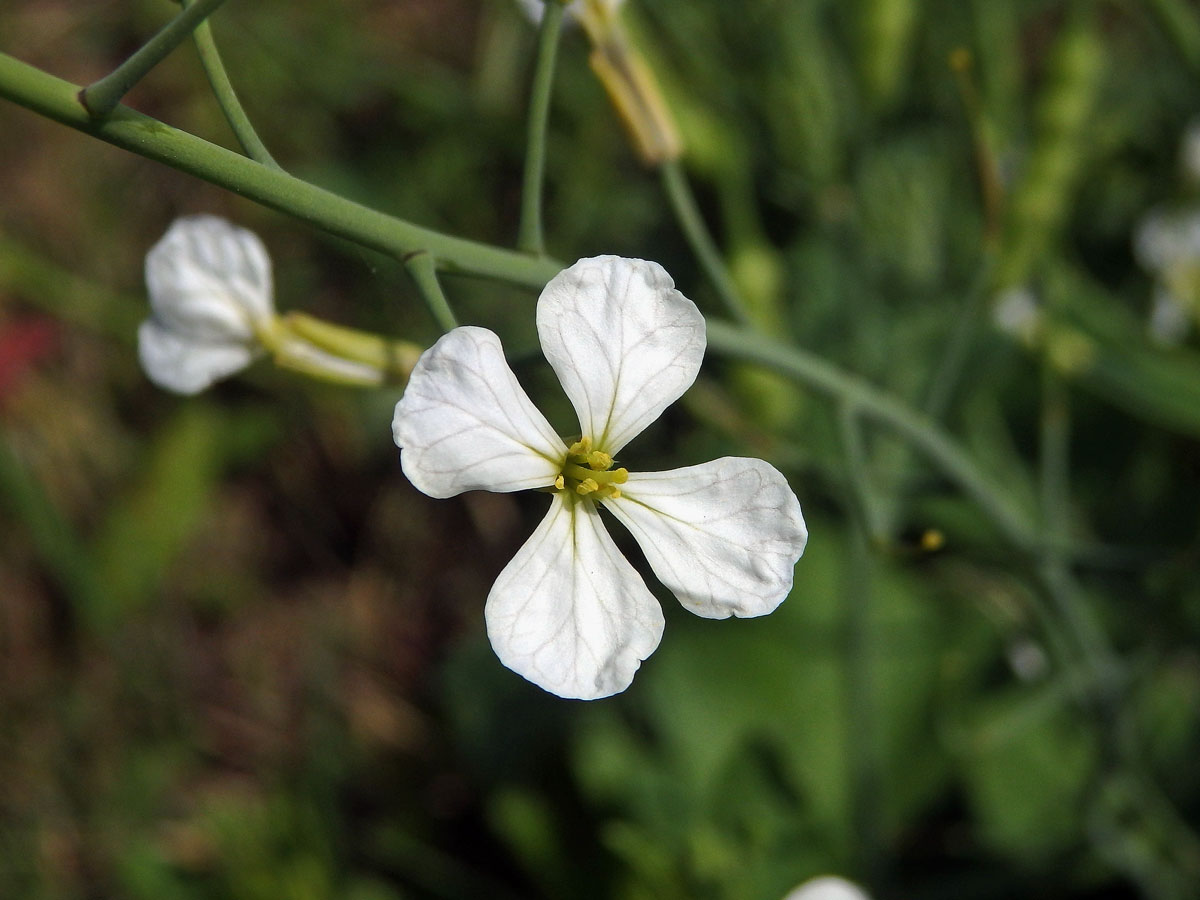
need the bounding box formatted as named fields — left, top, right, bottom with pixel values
left=514, top=0, right=623, bottom=26
left=1133, top=208, right=1200, bottom=345
left=781, top=876, right=872, bottom=900
left=140, top=216, right=386, bottom=392
left=139, top=215, right=275, bottom=395
left=392, top=256, right=808, bottom=699
left=991, top=285, right=1042, bottom=344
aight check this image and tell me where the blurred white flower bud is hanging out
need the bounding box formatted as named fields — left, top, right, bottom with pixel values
left=139, top=215, right=275, bottom=394
left=992, top=285, right=1042, bottom=344
left=514, top=0, right=623, bottom=26
left=782, top=875, right=872, bottom=900
left=1133, top=208, right=1200, bottom=346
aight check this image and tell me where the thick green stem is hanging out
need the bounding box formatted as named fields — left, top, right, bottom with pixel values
left=404, top=251, right=459, bottom=332
left=517, top=1, right=565, bottom=255
left=79, top=0, right=230, bottom=118
left=0, top=53, right=561, bottom=288
left=660, top=159, right=751, bottom=324
left=188, top=6, right=281, bottom=169
left=705, top=319, right=1036, bottom=550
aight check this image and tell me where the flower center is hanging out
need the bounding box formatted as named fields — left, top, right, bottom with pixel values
left=554, top=436, right=628, bottom=500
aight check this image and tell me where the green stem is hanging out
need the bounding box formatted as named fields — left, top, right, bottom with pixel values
left=187, top=5, right=281, bottom=169
left=842, top=507, right=882, bottom=885
left=705, top=319, right=1036, bottom=550
left=837, top=402, right=888, bottom=544
left=660, top=159, right=752, bottom=324
left=404, top=251, right=459, bottom=332
left=0, top=53, right=561, bottom=288
left=517, top=1, right=565, bottom=255
left=1039, top=347, right=1120, bottom=692
left=79, top=0, right=230, bottom=118
left=922, top=260, right=994, bottom=421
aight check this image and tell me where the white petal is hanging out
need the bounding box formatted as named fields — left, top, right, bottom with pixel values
left=145, top=215, right=274, bottom=343
left=537, top=256, right=705, bottom=455
left=137, top=318, right=258, bottom=395
left=392, top=326, right=566, bottom=498
left=603, top=457, right=807, bottom=619
left=782, top=876, right=873, bottom=900
left=485, top=493, right=665, bottom=699
left=514, top=0, right=622, bottom=25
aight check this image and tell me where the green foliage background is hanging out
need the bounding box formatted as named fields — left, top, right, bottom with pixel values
left=2, top=0, right=1200, bottom=898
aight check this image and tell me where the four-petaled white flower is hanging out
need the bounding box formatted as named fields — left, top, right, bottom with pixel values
left=140, top=215, right=276, bottom=395
left=392, top=255, right=808, bottom=700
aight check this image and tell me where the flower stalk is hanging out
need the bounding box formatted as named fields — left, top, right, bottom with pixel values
left=518, top=0, right=566, bottom=255
left=187, top=0, right=281, bottom=170
left=79, top=0, right=230, bottom=118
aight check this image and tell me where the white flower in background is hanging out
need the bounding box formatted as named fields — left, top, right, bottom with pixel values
left=140, top=215, right=275, bottom=394
left=514, top=0, right=623, bottom=26
left=140, top=215, right=386, bottom=393
left=1133, top=208, right=1200, bottom=345
left=392, top=256, right=807, bottom=700
left=991, top=285, right=1042, bottom=344
left=781, top=875, right=873, bottom=900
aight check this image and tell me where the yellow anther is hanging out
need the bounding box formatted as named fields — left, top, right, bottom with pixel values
left=607, top=487, right=622, bottom=500
left=576, top=477, right=600, bottom=496
left=567, top=436, right=592, bottom=457
left=554, top=474, right=565, bottom=491
left=586, top=450, right=613, bottom=470
left=611, top=467, right=628, bottom=484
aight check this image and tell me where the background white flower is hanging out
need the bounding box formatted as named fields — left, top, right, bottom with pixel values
left=139, top=215, right=276, bottom=395
left=781, top=875, right=873, bottom=900
left=514, top=0, right=624, bottom=26
left=392, top=255, right=808, bottom=700
left=1133, top=207, right=1200, bottom=345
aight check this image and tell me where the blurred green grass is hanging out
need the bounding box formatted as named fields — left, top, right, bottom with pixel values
left=2, top=0, right=1200, bottom=898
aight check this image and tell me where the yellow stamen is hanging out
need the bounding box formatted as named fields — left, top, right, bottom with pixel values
left=586, top=450, right=613, bottom=470
left=554, top=474, right=565, bottom=490
left=576, top=478, right=600, bottom=496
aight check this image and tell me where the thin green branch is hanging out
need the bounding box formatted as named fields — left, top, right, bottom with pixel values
left=840, top=469, right=883, bottom=884
left=704, top=319, right=1036, bottom=550
left=79, top=0, right=230, bottom=118
left=837, top=403, right=889, bottom=544
left=404, top=251, right=459, bottom=332
left=660, top=159, right=752, bottom=324
left=0, top=53, right=561, bottom=288
left=188, top=5, right=281, bottom=169
left=517, top=1, right=565, bottom=255
left=1038, top=357, right=1120, bottom=689
left=922, top=260, right=994, bottom=421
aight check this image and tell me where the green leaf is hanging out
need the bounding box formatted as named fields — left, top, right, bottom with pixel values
left=87, top=404, right=226, bottom=631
